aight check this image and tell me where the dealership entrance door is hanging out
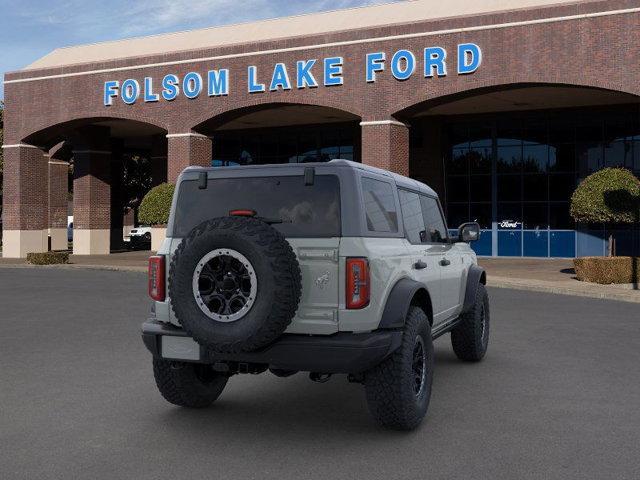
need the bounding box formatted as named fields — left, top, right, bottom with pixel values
left=406, top=86, right=640, bottom=258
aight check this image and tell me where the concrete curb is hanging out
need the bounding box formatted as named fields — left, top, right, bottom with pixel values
left=488, top=276, right=640, bottom=304
left=0, top=263, right=147, bottom=273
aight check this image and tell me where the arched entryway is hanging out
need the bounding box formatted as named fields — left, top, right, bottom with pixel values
left=3, top=117, right=167, bottom=256
left=193, top=103, right=361, bottom=166
left=396, top=84, right=640, bottom=258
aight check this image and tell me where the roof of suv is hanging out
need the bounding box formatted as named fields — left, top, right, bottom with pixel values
left=184, top=160, right=438, bottom=197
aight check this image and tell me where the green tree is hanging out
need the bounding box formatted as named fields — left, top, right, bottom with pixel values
left=138, top=183, right=175, bottom=226
left=570, top=167, right=640, bottom=256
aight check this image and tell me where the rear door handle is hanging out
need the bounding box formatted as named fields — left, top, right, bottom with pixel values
left=439, top=258, right=451, bottom=267
left=413, top=260, right=428, bottom=270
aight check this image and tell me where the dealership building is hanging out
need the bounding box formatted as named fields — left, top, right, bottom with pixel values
left=3, top=0, right=640, bottom=257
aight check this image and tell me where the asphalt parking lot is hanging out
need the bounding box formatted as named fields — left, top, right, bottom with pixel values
left=1, top=268, right=639, bottom=480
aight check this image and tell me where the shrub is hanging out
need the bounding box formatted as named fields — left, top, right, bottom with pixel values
left=138, top=183, right=175, bottom=226
left=27, top=251, right=70, bottom=265
left=574, top=256, right=640, bottom=284
left=570, top=168, right=640, bottom=224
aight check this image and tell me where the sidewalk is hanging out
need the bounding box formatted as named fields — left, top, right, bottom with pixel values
left=479, top=258, right=640, bottom=303
left=1, top=251, right=639, bottom=303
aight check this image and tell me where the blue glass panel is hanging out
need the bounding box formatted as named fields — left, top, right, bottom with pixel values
left=523, top=230, right=548, bottom=257
left=498, top=231, right=522, bottom=257
left=471, top=230, right=492, bottom=256
left=448, top=229, right=493, bottom=256
left=550, top=231, right=576, bottom=258
left=576, top=229, right=605, bottom=257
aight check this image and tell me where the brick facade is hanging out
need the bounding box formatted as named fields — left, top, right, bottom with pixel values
left=167, top=134, right=213, bottom=183
left=2, top=0, right=639, bottom=256
left=48, top=160, right=68, bottom=229
left=2, top=145, right=48, bottom=231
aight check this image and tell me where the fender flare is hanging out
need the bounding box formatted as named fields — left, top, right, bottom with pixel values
left=462, top=265, right=487, bottom=313
left=378, top=278, right=430, bottom=330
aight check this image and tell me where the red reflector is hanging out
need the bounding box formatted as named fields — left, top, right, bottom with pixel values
left=346, top=257, right=370, bottom=309
left=148, top=255, right=165, bottom=301
left=229, top=209, right=256, bottom=217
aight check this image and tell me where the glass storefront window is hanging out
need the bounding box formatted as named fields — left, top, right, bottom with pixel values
left=470, top=175, right=492, bottom=202
left=213, top=123, right=359, bottom=165
left=497, top=175, right=521, bottom=201
left=523, top=174, right=548, bottom=202
left=523, top=144, right=548, bottom=173
left=523, top=203, right=548, bottom=229
left=449, top=148, right=469, bottom=174
left=549, top=202, right=573, bottom=229
left=445, top=203, right=469, bottom=229
left=470, top=146, right=492, bottom=173
left=446, top=176, right=469, bottom=203
left=470, top=203, right=492, bottom=229
left=549, top=144, right=575, bottom=172
left=442, top=105, right=639, bottom=256
left=604, top=140, right=632, bottom=168
left=497, top=145, right=522, bottom=173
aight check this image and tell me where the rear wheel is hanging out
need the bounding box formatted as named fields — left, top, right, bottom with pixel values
left=364, top=306, right=434, bottom=430
left=153, top=359, right=228, bottom=408
left=451, top=283, right=490, bottom=362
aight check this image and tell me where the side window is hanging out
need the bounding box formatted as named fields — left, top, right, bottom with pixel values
left=420, top=196, right=448, bottom=243
left=361, top=177, right=398, bottom=233
left=398, top=189, right=426, bottom=244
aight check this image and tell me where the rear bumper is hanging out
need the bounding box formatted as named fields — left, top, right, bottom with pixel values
left=141, top=320, right=402, bottom=374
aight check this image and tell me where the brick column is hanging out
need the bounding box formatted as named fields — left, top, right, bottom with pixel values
left=150, top=134, right=168, bottom=187
left=71, top=126, right=112, bottom=255
left=48, top=159, right=69, bottom=251
left=360, top=120, right=410, bottom=176
left=73, top=149, right=111, bottom=255
left=167, top=133, right=212, bottom=183
left=1, top=144, right=49, bottom=257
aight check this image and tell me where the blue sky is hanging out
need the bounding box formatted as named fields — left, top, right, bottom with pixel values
left=0, top=0, right=400, bottom=100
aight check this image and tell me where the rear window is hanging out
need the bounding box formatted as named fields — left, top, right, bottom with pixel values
left=172, top=175, right=341, bottom=238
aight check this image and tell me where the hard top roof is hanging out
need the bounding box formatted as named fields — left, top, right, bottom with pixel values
left=184, top=159, right=438, bottom=197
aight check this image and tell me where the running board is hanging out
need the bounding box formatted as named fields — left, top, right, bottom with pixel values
left=431, top=316, right=461, bottom=339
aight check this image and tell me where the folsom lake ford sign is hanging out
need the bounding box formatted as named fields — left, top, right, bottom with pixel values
left=103, top=43, right=482, bottom=106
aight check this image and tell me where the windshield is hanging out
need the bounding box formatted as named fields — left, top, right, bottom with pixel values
left=173, top=174, right=341, bottom=238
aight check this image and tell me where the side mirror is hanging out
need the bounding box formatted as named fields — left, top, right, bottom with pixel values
left=458, top=222, right=480, bottom=243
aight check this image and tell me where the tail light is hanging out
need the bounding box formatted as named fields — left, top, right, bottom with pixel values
left=346, top=257, right=370, bottom=309
left=229, top=209, right=257, bottom=217
left=148, top=255, right=166, bottom=301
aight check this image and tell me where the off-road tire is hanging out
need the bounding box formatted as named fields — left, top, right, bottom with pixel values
left=451, top=283, right=490, bottom=361
left=153, top=359, right=228, bottom=408
left=364, top=307, right=434, bottom=431
left=169, top=217, right=301, bottom=353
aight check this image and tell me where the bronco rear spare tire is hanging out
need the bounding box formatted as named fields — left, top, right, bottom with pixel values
left=169, top=216, right=301, bottom=353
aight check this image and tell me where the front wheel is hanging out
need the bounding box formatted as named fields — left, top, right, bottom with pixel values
left=153, top=359, right=228, bottom=408
left=451, top=283, right=490, bottom=362
left=364, top=306, right=434, bottom=430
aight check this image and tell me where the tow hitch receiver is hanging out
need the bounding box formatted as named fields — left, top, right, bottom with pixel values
left=309, top=372, right=332, bottom=383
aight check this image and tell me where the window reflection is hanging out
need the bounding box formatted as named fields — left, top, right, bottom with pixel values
left=213, top=123, right=358, bottom=166
left=444, top=106, right=640, bottom=236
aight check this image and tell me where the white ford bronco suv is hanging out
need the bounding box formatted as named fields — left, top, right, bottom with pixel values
left=142, top=160, right=489, bottom=430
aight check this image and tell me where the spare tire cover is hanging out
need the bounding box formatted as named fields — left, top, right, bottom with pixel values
left=169, top=216, right=302, bottom=353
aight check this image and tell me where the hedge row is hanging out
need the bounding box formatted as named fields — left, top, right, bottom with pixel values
left=574, top=256, right=640, bottom=284
left=27, top=251, right=70, bottom=265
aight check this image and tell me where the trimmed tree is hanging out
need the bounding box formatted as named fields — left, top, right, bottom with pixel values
left=570, top=168, right=640, bottom=256
left=138, top=183, right=175, bottom=226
